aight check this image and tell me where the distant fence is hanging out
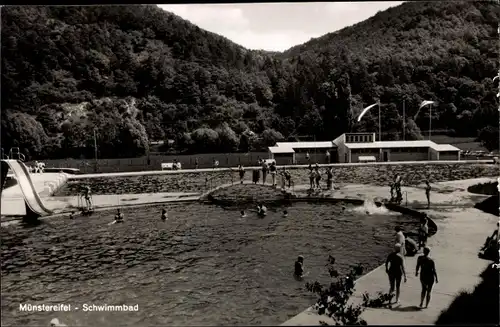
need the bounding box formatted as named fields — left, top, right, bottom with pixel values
left=27, top=152, right=270, bottom=174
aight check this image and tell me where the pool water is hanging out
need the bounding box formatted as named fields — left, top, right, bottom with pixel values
left=1, top=202, right=420, bottom=326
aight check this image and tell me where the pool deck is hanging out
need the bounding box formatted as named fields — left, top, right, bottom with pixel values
left=1, top=173, right=68, bottom=216
left=282, top=177, right=498, bottom=325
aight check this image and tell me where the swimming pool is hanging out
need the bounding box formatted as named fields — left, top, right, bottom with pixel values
left=1, top=202, right=419, bottom=326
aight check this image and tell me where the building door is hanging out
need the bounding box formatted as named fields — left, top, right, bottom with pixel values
left=383, top=151, right=389, bottom=162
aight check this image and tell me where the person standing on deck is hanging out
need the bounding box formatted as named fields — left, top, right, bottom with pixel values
left=418, top=216, right=429, bottom=250
left=305, top=152, right=310, bottom=163
left=395, top=226, right=406, bottom=256
left=314, top=167, right=322, bottom=189
left=269, top=162, right=277, bottom=186
left=238, top=165, right=245, bottom=184
left=425, top=180, right=431, bottom=209
left=309, top=169, right=315, bottom=190
left=284, top=168, right=292, bottom=188
left=325, top=150, right=330, bottom=164
left=261, top=161, right=268, bottom=184
left=385, top=243, right=407, bottom=305
left=194, top=158, right=199, bottom=169
left=416, top=247, right=438, bottom=308
left=326, top=167, right=333, bottom=190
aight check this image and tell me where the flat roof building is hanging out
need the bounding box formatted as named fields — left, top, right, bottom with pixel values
left=333, top=133, right=460, bottom=163
left=268, top=133, right=461, bottom=164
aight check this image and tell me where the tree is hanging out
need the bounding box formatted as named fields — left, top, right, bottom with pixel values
left=190, top=128, right=219, bottom=153
left=1, top=111, right=50, bottom=160
left=477, top=126, right=499, bottom=151
left=215, top=123, right=239, bottom=152
left=260, top=128, right=285, bottom=147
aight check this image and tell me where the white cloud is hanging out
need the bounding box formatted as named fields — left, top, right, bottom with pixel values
left=157, top=4, right=249, bottom=31
left=221, top=30, right=321, bottom=52
left=157, top=2, right=405, bottom=52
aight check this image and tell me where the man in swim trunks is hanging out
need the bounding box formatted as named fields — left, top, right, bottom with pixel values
left=269, top=162, right=277, bottom=186
left=161, top=208, right=168, bottom=221
left=309, top=170, right=315, bottom=190
left=294, top=255, right=304, bottom=278
left=425, top=180, right=431, bottom=209
left=395, top=226, right=406, bottom=256
left=284, top=168, right=292, bottom=188
left=315, top=168, right=322, bottom=189
left=416, top=247, right=438, bottom=308
left=385, top=243, right=407, bottom=304
left=238, top=165, right=245, bottom=184
left=418, top=216, right=429, bottom=250
left=82, top=185, right=92, bottom=210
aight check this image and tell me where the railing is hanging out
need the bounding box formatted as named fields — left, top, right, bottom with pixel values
left=204, top=169, right=235, bottom=191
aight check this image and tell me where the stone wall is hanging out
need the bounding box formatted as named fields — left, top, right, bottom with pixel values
left=249, top=162, right=499, bottom=187
left=65, top=162, right=499, bottom=195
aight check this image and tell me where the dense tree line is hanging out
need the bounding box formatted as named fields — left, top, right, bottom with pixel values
left=1, top=2, right=498, bottom=160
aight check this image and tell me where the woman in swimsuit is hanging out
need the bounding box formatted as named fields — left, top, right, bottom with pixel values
left=416, top=247, right=438, bottom=308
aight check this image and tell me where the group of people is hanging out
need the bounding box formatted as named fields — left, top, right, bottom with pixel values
left=389, top=174, right=403, bottom=204
left=31, top=161, right=46, bottom=173
left=389, top=174, right=432, bottom=209
left=246, top=160, right=281, bottom=186
left=308, top=163, right=334, bottom=190
left=386, top=219, right=436, bottom=308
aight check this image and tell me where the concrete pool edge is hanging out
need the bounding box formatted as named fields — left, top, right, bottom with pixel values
left=280, top=202, right=438, bottom=326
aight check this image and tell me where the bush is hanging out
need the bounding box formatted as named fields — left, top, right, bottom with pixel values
left=305, top=256, right=367, bottom=325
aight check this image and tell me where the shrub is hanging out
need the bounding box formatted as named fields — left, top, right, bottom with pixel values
left=305, top=255, right=367, bottom=325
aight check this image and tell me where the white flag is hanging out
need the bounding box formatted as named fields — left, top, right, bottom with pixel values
left=414, top=100, right=436, bottom=119
left=357, top=103, right=378, bottom=122
left=419, top=100, right=436, bottom=109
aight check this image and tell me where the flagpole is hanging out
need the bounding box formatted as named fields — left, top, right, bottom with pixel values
left=429, top=103, right=432, bottom=140
left=378, top=101, right=381, bottom=141
left=403, top=100, right=405, bottom=141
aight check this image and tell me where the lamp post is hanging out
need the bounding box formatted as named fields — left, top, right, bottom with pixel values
left=93, top=129, right=98, bottom=173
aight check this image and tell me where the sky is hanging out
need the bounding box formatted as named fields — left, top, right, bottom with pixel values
left=158, top=2, right=404, bottom=52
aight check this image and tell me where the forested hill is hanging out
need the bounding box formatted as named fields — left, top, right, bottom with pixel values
left=1, top=2, right=499, bottom=160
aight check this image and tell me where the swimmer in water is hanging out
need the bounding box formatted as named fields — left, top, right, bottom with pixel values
left=283, top=210, right=288, bottom=217
left=114, top=209, right=124, bottom=223
left=69, top=211, right=75, bottom=220
left=161, top=208, right=168, bottom=221
left=294, top=255, right=305, bottom=278
left=240, top=210, right=247, bottom=218
left=257, top=204, right=267, bottom=216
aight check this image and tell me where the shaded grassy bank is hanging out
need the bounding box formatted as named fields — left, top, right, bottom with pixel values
left=435, top=264, right=499, bottom=325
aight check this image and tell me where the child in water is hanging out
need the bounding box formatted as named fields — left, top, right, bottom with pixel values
left=283, top=210, right=288, bottom=217
left=240, top=210, right=246, bottom=218
left=161, top=208, right=168, bottom=221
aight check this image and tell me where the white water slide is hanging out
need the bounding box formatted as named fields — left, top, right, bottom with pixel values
left=1, top=159, right=53, bottom=216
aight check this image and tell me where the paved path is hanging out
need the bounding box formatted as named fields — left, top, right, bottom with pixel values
left=282, top=177, right=497, bottom=325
